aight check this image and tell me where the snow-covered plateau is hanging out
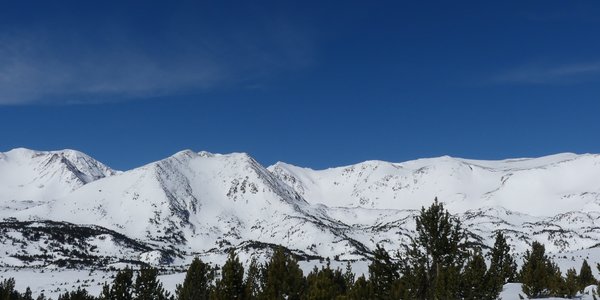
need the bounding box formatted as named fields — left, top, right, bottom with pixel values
left=2, top=148, right=600, bottom=298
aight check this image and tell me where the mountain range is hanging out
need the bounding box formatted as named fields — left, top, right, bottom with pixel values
left=2, top=148, right=600, bottom=269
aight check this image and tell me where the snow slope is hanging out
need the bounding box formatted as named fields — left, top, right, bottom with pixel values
left=268, top=153, right=600, bottom=216
left=0, top=148, right=115, bottom=215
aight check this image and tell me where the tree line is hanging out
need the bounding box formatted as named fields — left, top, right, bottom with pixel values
left=2, top=198, right=600, bottom=299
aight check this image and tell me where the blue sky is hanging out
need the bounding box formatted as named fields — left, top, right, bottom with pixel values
left=1, top=1, right=600, bottom=170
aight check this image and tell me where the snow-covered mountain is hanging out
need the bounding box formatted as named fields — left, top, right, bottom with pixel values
left=0, top=148, right=116, bottom=217
left=2, top=148, right=600, bottom=269
left=4, top=149, right=367, bottom=265
left=268, top=153, right=600, bottom=216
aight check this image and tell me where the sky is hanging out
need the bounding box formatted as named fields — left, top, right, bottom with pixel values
left=1, top=1, right=600, bottom=170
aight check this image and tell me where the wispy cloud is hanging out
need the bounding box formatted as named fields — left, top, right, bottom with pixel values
left=0, top=36, right=220, bottom=105
left=0, top=22, right=313, bottom=105
left=492, top=61, right=600, bottom=85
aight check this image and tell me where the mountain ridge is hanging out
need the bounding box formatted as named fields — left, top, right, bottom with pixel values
left=2, top=147, right=600, bottom=269
left=268, top=152, right=600, bottom=215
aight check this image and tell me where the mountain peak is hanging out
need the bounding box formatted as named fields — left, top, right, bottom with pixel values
left=3, top=147, right=40, bottom=159
left=170, top=149, right=199, bottom=160
left=197, top=150, right=215, bottom=158
left=0, top=148, right=116, bottom=205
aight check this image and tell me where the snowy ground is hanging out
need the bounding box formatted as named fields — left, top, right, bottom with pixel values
left=0, top=259, right=369, bottom=300
left=499, top=283, right=598, bottom=299
left=0, top=267, right=191, bottom=300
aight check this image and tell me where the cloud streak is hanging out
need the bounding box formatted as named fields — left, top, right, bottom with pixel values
left=492, top=61, right=600, bottom=85
left=0, top=22, right=313, bottom=105
left=0, top=37, right=220, bottom=104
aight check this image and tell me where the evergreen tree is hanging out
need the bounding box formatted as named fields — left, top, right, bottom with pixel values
left=331, top=264, right=349, bottom=297
left=342, top=262, right=354, bottom=289
left=594, top=263, right=600, bottom=298
left=243, top=258, right=263, bottom=300
left=346, top=275, right=371, bottom=300
left=304, top=266, right=334, bottom=300
left=549, top=263, right=565, bottom=297
left=304, top=260, right=348, bottom=300
left=579, top=259, right=596, bottom=290
left=562, top=268, right=579, bottom=299
left=520, top=241, right=560, bottom=298
left=261, top=247, right=305, bottom=300
left=401, top=198, right=468, bottom=299
left=176, top=257, right=215, bottom=300
left=368, top=245, right=400, bottom=300
left=22, top=288, right=33, bottom=300
left=110, top=268, right=134, bottom=300
left=390, top=278, right=409, bottom=300
left=57, top=288, right=95, bottom=300
left=0, top=278, right=20, bottom=300
left=213, top=251, right=245, bottom=300
left=460, top=249, right=489, bottom=300
left=99, top=283, right=111, bottom=300
left=486, top=231, right=517, bottom=297
left=134, top=265, right=169, bottom=300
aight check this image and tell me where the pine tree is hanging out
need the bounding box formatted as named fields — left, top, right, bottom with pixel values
left=213, top=251, right=245, bottom=300
left=57, top=288, right=95, bottom=300
left=342, top=262, right=354, bottom=289
left=0, top=278, right=20, bottom=300
left=261, top=247, right=305, bottom=300
left=304, top=259, right=348, bottom=300
left=368, top=245, right=399, bottom=300
left=22, top=288, right=33, bottom=300
left=305, top=266, right=334, bottom=300
left=548, top=262, right=564, bottom=297
left=460, top=249, right=488, bottom=300
left=579, top=259, right=596, bottom=290
left=346, top=275, right=371, bottom=300
left=486, top=231, right=517, bottom=298
left=99, top=283, right=111, bottom=300
left=594, top=263, right=600, bottom=298
left=243, top=258, right=263, bottom=300
left=562, top=268, right=579, bottom=298
left=520, top=241, right=560, bottom=298
left=401, top=198, right=468, bottom=299
left=134, top=265, right=169, bottom=300
left=332, top=265, right=349, bottom=298
left=106, top=268, right=134, bottom=300
left=176, top=257, right=215, bottom=300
